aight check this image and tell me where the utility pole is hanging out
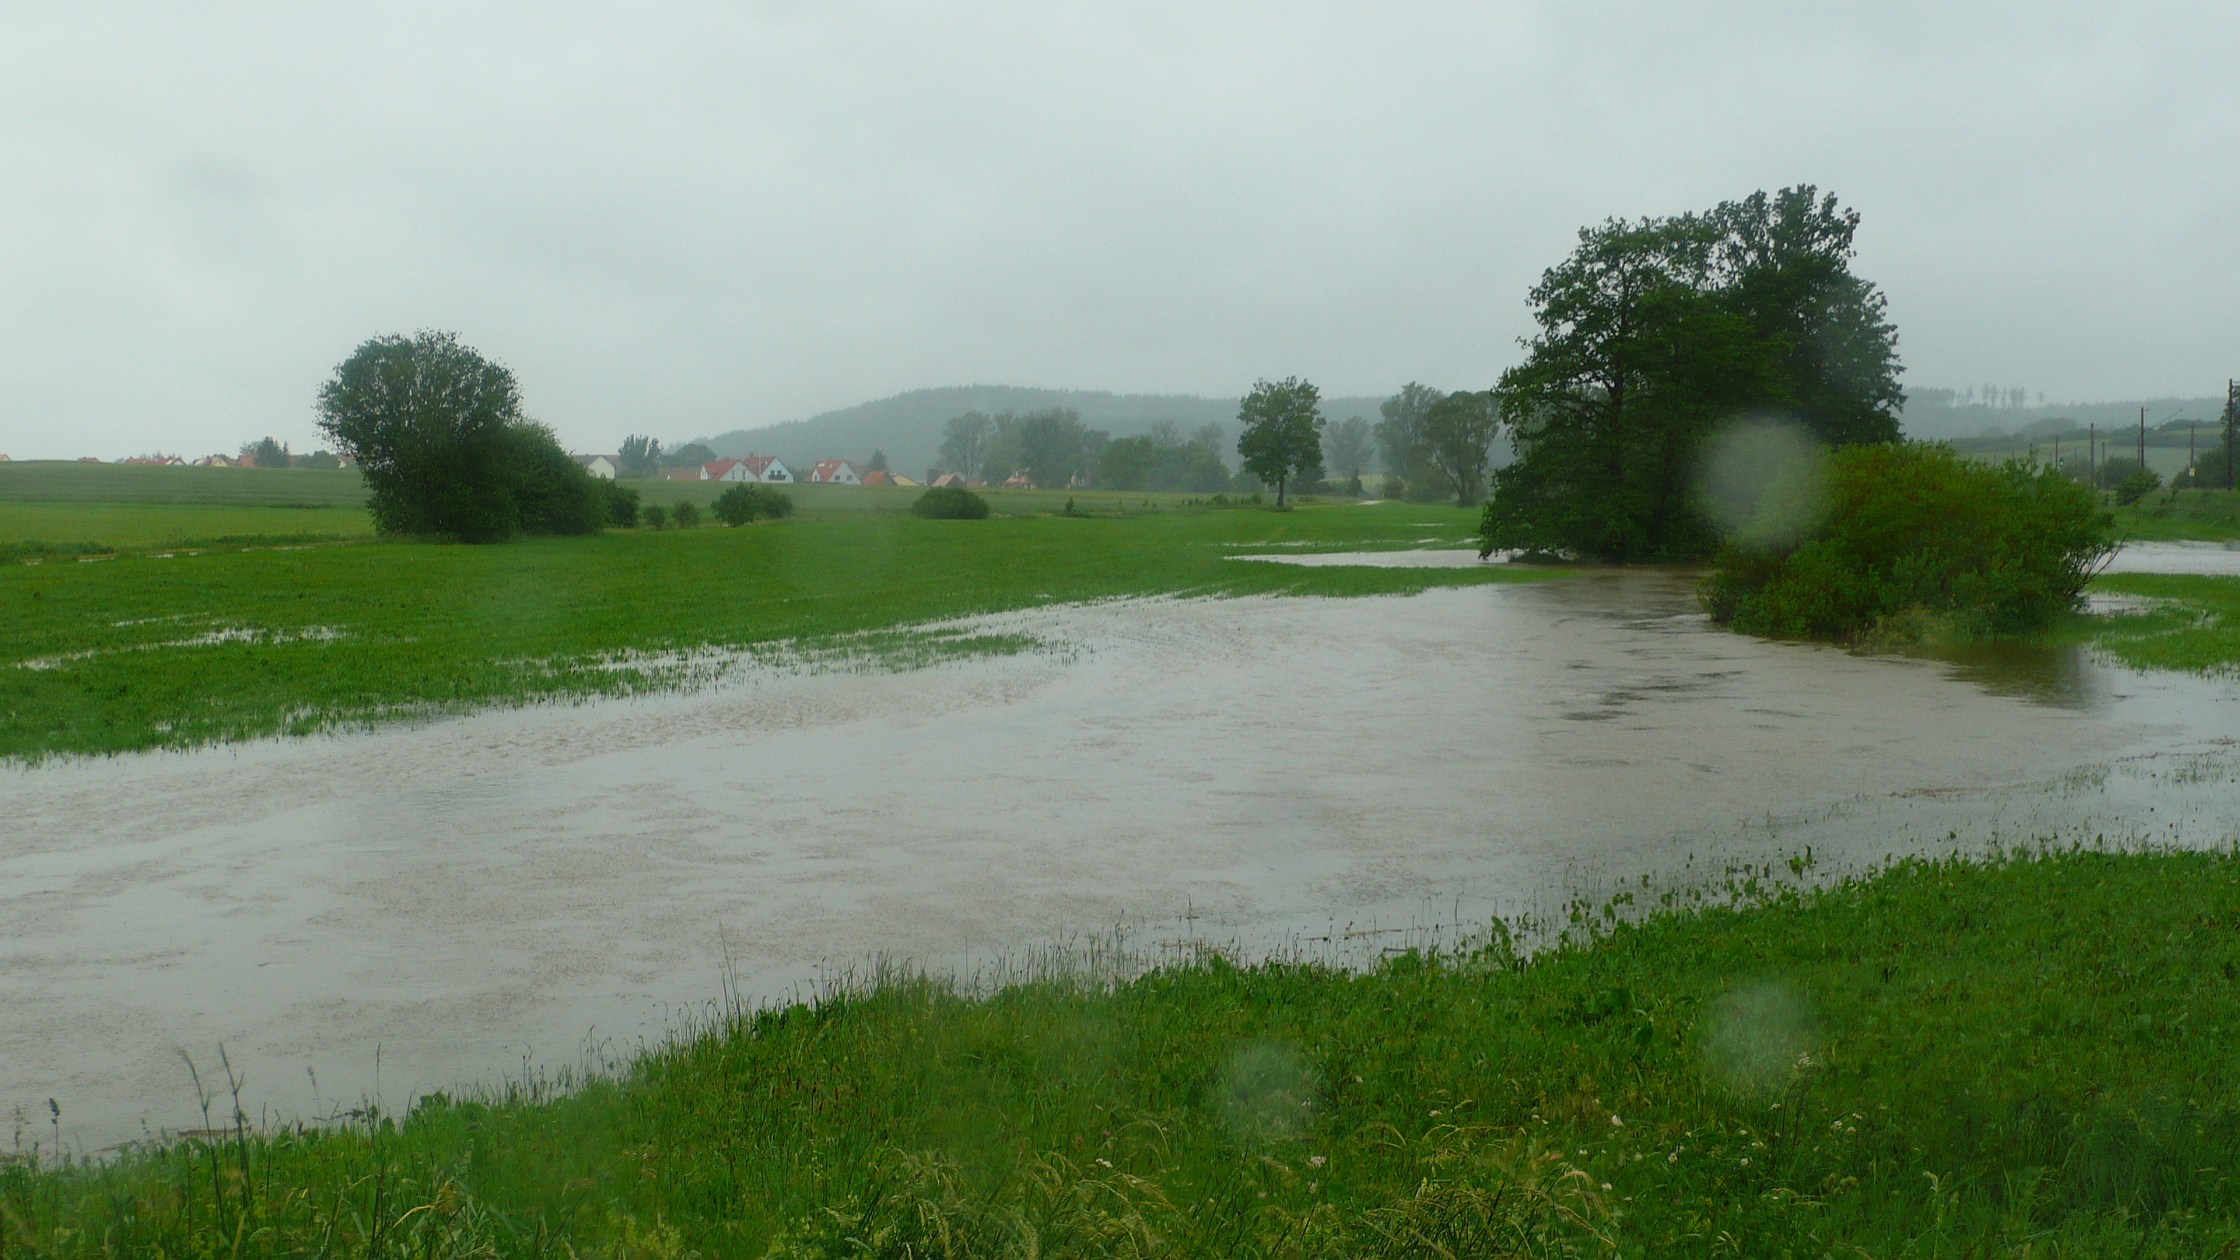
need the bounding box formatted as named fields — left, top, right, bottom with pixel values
left=2138, top=406, right=2147, bottom=471
left=2226, top=379, right=2238, bottom=491
left=2089, top=421, right=2097, bottom=491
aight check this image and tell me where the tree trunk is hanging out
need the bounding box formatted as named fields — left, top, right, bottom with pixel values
left=1276, top=475, right=1287, bottom=507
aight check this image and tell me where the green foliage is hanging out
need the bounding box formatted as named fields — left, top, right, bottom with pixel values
left=601, top=481, right=641, bottom=527
left=910, top=485, right=991, bottom=519
left=669, top=500, right=701, bottom=528
left=2111, top=489, right=2240, bottom=541
left=1702, top=444, right=2115, bottom=641
left=712, top=482, right=795, bottom=525
left=1237, top=377, right=1325, bottom=506
left=9, top=851, right=2240, bottom=1255
left=618, top=433, right=662, bottom=478
left=939, top=412, right=996, bottom=481
left=640, top=501, right=670, bottom=530
left=2114, top=467, right=2163, bottom=506
left=665, top=441, right=716, bottom=471
left=1094, top=434, right=1231, bottom=493
left=2090, top=573, right=2240, bottom=674
left=1484, top=186, right=1902, bottom=561
left=1321, top=415, right=1372, bottom=482
left=315, top=331, right=605, bottom=543
left=866, top=448, right=890, bottom=473
left=1374, top=383, right=1450, bottom=500
left=1419, top=390, right=1501, bottom=506
left=246, top=435, right=291, bottom=469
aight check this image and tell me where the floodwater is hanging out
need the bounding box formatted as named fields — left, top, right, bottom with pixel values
left=5, top=567, right=2239, bottom=1153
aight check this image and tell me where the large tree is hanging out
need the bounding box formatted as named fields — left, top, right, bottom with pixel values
left=316, top=330, right=603, bottom=541
left=618, top=433, right=661, bottom=478
left=1373, top=383, right=1446, bottom=499
left=1237, top=377, right=1325, bottom=506
left=938, top=412, right=996, bottom=480
left=1482, top=187, right=1900, bottom=561
left=1419, top=390, right=1502, bottom=506
left=1322, top=415, right=1372, bottom=483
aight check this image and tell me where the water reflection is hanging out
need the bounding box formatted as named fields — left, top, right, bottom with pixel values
left=1890, top=639, right=2104, bottom=711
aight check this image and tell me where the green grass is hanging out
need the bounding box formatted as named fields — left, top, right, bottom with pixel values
left=2112, top=489, right=2240, bottom=542
left=0, top=461, right=370, bottom=508
left=0, top=499, right=1515, bottom=762
left=7, top=848, right=2237, bottom=1256
left=2090, top=573, right=2240, bottom=674
left=0, top=502, right=374, bottom=558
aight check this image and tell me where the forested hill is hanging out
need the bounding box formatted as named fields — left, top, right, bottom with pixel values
left=693, top=385, right=1389, bottom=474
left=1899, top=390, right=2226, bottom=441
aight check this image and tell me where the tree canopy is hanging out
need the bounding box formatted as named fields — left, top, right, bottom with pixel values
left=1419, top=391, right=1502, bottom=506
left=1236, top=378, right=1324, bottom=506
left=315, top=330, right=605, bottom=542
left=1482, top=186, right=1903, bottom=561
left=618, top=434, right=661, bottom=477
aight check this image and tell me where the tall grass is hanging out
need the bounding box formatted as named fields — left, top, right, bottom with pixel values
left=6, top=849, right=2236, bottom=1255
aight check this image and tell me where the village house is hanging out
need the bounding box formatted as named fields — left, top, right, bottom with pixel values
left=578, top=454, right=620, bottom=480
left=741, top=454, right=793, bottom=483
left=1003, top=472, right=1034, bottom=489
left=806, top=459, right=861, bottom=485
left=701, top=458, right=754, bottom=482
left=929, top=472, right=966, bottom=489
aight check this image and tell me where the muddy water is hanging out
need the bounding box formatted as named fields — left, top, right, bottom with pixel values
left=5, top=571, right=2239, bottom=1152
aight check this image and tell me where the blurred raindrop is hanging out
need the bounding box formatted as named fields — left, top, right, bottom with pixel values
left=1694, top=418, right=1828, bottom=549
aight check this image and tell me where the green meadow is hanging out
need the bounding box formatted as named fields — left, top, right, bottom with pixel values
left=0, top=478, right=1530, bottom=762
left=6, top=849, right=2237, bottom=1256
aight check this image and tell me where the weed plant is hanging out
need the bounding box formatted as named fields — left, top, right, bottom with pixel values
left=5, top=849, right=2236, bottom=1255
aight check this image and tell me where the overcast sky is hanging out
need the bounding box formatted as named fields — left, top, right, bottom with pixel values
left=2, top=4, right=2234, bottom=459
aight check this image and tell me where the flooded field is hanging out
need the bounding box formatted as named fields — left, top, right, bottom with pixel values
left=5, top=567, right=2239, bottom=1152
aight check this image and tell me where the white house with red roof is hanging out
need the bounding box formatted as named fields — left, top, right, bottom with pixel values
left=701, top=458, right=752, bottom=482
left=806, top=458, right=861, bottom=485
left=741, top=454, right=793, bottom=483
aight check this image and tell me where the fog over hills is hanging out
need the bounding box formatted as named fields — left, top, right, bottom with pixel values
left=1897, top=390, right=2228, bottom=442
left=691, top=386, right=1390, bottom=475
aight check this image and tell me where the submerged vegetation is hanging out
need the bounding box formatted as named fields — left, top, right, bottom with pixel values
left=6, top=849, right=2238, bottom=1255
left=1704, top=444, right=2114, bottom=643
left=2091, top=572, right=2240, bottom=675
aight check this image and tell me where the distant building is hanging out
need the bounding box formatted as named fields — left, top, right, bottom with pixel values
left=860, top=470, right=892, bottom=487
left=663, top=467, right=701, bottom=481
left=1003, top=473, right=1033, bottom=489
left=702, top=458, right=756, bottom=482
left=930, top=472, right=965, bottom=489
left=806, top=458, right=862, bottom=485
left=740, top=454, right=793, bottom=483
left=578, top=454, right=620, bottom=480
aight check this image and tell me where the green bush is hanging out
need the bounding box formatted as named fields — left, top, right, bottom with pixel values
left=670, top=500, right=702, bottom=529
left=712, top=483, right=794, bottom=526
left=600, top=481, right=641, bottom=527
left=641, top=503, right=669, bottom=530
left=910, top=485, right=990, bottom=519
left=2114, top=467, right=2163, bottom=507
left=1702, top=443, right=2114, bottom=641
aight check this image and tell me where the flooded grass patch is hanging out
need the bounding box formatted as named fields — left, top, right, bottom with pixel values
left=0, top=501, right=1542, bottom=761
left=6, top=848, right=2237, bottom=1255
left=2089, top=573, right=2240, bottom=674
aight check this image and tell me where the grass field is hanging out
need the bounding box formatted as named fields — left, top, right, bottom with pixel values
left=0, top=492, right=1527, bottom=762
left=2111, top=490, right=2240, bottom=542
left=2090, top=573, right=2240, bottom=675
left=6, top=848, right=2235, bottom=1256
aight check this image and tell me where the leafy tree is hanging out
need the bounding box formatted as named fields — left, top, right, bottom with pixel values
left=642, top=502, right=670, bottom=529
left=1096, top=436, right=1160, bottom=491
left=866, top=449, right=890, bottom=474
left=666, top=442, right=716, bottom=471
left=315, top=331, right=606, bottom=542
left=714, top=483, right=794, bottom=524
left=670, top=500, right=701, bottom=528
left=1236, top=377, right=1325, bottom=506
left=2113, top=467, right=2161, bottom=506
left=1016, top=409, right=1104, bottom=488
left=1096, top=434, right=1231, bottom=493
left=301, top=449, right=340, bottom=470
left=1374, top=383, right=1448, bottom=500
left=938, top=413, right=995, bottom=481
left=1483, top=187, right=1898, bottom=561
left=247, top=436, right=292, bottom=469
left=1322, top=415, right=1372, bottom=482
left=1419, top=391, right=1502, bottom=506
left=618, top=434, right=661, bottom=478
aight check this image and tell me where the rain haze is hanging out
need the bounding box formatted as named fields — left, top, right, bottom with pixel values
left=3, top=4, right=2236, bottom=459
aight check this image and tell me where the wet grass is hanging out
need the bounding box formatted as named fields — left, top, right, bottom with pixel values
left=0, top=499, right=1514, bottom=762
left=2112, top=489, right=2240, bottom=542
left=5, top=848, right=2236, bottom=1255
left=2090, top=573, right=2240, bottom=674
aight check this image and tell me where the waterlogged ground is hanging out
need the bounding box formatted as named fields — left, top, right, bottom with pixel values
left=5, top=566, right=2240, bottom=1153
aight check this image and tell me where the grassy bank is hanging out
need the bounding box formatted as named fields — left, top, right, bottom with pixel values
left=0, top=499, right=1514, bottom=762
left=2091, top=573, right=2240, bottom=674
left=2112, top=489, right=2240, bottom=542
left=6, top=849, right=2236, bottom=1255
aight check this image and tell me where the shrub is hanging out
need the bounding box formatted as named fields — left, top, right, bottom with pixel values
left=713, top=483, right=795, bottom=526
left=1380, top=475, right=1407, bottom=501
left=1701, top=443, right=2114, bottom=642
left=911, top=486, right=990, bottom=519
left=641, top=503, right=669, bottom=530
left=671, top=500, right=702, bottom=528
left=600, top=481, right=641, bottom=527
left=2114, top=468, right=2162, bottom=507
